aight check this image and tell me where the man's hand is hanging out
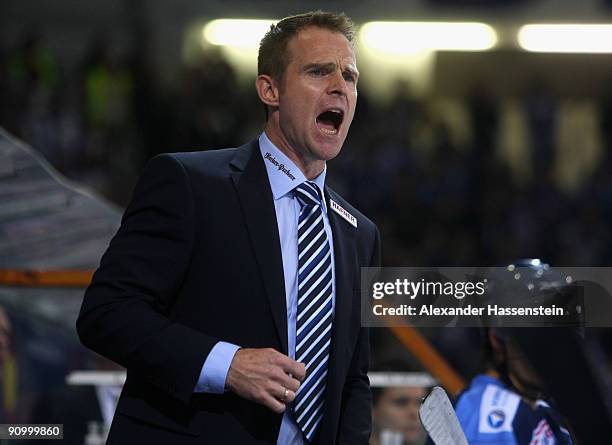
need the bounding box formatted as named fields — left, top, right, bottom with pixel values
left=226, top=348, right=306, bottom=413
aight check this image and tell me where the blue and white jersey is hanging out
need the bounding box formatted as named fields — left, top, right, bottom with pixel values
left=454, top=374, right=573, bottom=445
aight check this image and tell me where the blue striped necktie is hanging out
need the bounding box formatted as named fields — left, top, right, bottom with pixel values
left=292, top=181, right=334, bottom=442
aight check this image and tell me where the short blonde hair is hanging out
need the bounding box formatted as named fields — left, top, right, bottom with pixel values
left=257, top=10, right=355, bottom=82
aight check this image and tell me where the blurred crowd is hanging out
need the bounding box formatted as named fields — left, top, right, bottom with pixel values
left=4, top=32, right=612, bottom=268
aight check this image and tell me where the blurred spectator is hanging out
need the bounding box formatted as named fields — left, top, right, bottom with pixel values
left=523, top=80, right=558, bottom=181
left=0, top=306, right=15, bottom=422
left=5, top=32, right=60, bottom=165
left=372, top=385, right=427, bottom=445
left=0, top=306, right=12, bottom=366
left=370, top=361, right=429, bottom=445
left=79, top=36, right=139, bottom=203
left=81, top=37, right=133, bottom=154
left=450, top=262, right=577, bottom=444
left=453, top=328, right=573, bottom=444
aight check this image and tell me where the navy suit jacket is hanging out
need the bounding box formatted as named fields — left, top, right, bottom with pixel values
left=77, top=140, right=381, bottom=444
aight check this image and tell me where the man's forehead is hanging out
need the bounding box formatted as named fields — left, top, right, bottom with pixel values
left=385, top=386, right=427, bottom=398
left=290, top=27, right=356, bottom=63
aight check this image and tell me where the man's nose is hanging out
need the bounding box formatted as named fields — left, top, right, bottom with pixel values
left=327, top=70, right=348, bottom=96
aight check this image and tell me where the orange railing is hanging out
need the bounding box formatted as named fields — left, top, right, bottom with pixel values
left=0, top=270, right=93, bottom=287
left=387, top=325, right=466, bottom=395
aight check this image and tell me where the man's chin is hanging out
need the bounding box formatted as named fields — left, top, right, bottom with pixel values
left=319, top=150, right=342, bottom=163
left=311, top=140, right=345, bottom=161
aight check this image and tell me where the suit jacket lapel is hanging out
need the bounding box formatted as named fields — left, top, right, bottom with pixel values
left=230, top=141, right=288, bottom=354
left=325, top=189, right=357, bottom=364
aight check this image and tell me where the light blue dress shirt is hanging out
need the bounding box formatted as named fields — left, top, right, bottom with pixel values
left=194, top=132, right=336, bottom=444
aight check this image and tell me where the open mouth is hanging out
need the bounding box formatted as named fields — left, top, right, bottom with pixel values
left=316, top=109, right=344, bottom=135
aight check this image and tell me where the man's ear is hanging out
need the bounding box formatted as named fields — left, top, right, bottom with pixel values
left=256, top=74, right=280, bottom=109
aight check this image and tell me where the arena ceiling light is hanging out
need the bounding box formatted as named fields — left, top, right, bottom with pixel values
left=360, top=22, right=498, bottom=53
left=203, top=19, right=275, bottom=48
left=518, top=24, right=612, bottom=53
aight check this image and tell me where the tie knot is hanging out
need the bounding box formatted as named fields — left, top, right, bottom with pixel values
left=295, top=181, right=322, bottom=208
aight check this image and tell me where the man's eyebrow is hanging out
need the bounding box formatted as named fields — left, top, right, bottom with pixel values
left=303, top=62, right=360, bottom=78
left=302, top=62, right=336, bottom=72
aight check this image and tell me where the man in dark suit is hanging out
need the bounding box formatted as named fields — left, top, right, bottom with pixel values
left=77, top=10, right=380, bottom=444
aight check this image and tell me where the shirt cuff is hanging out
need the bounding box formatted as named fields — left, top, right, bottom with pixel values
left=194, top=341, right=241, bottom=394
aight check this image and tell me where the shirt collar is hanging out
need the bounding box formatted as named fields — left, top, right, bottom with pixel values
left=259, top=132, right=327, bottom=204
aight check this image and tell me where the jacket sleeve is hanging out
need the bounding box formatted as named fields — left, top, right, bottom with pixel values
left=335, top=226, right=381, bottom=444
left=76, top=154, right=218, bottom=404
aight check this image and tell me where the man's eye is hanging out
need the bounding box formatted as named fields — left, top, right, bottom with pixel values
left=344, top=73, right=355, bottom=82
left=311, top=69, right=324, bottom=76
